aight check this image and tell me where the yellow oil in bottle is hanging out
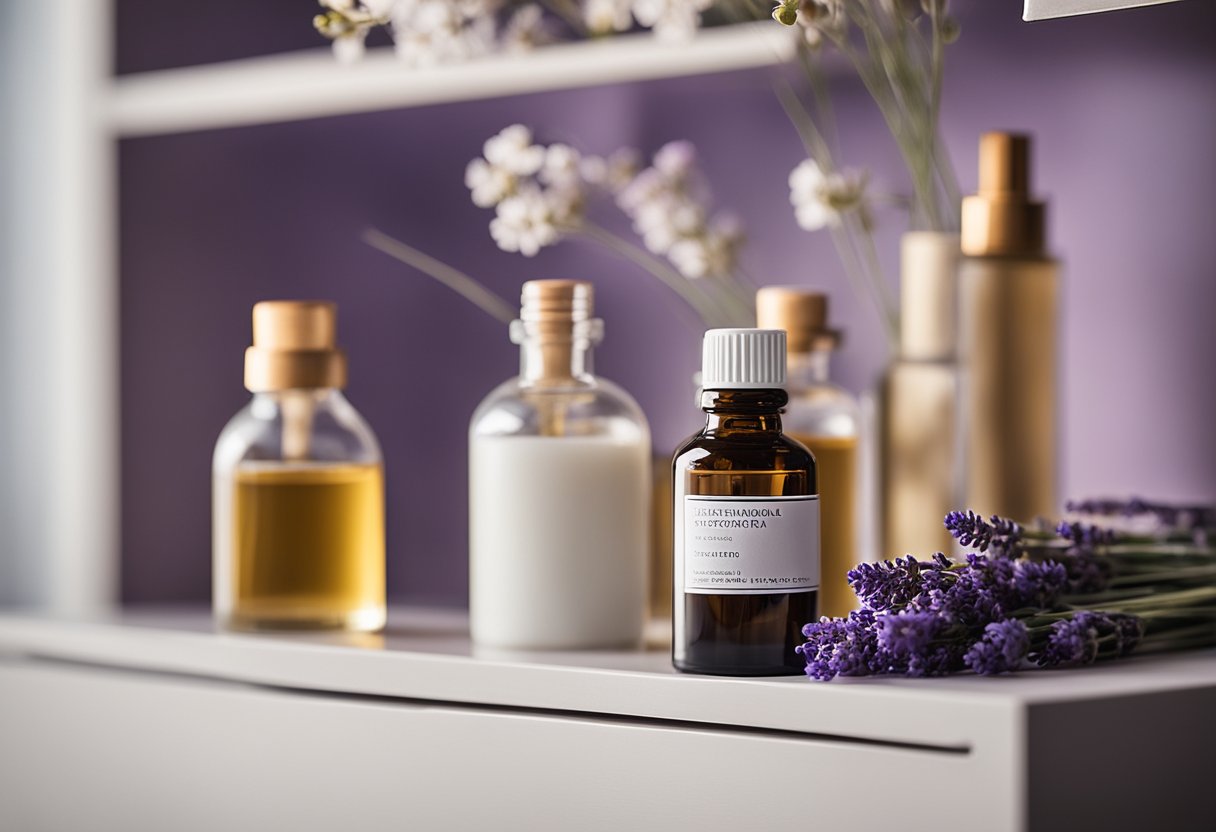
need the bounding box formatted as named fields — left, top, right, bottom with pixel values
left=228, top=462, right=385, bottom=631
left=790, top=433, right=858, bottom=618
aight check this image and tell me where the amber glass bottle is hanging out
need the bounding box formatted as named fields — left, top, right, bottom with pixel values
left=673, top=329, right=819, bottom=676
left=756, top=287, right=860, bottom=619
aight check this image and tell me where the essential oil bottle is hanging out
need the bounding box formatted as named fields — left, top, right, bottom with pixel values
left=212, top=301, right=386, bottom=632
left=673, top=328, right=819, bottom=676
left=756, top=287, right=860, bottom=619
left=468, top=280, right=650, bottom=650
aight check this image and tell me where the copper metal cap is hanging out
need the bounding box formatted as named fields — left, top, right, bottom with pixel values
left=961, top=132, right=1047, bottom=257
left=244, top=300, right=348, bottom=391
left=755, top=286, right=842, bottom=353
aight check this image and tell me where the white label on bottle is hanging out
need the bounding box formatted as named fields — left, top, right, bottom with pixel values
left=682, top=495, right=820, bottom=594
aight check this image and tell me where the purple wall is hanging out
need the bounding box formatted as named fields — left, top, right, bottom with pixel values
left=118, top=2, right=1216, bottom=605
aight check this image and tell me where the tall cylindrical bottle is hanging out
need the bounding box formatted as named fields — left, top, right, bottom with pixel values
left=673, top=329, right=819, bottom=676
left=469, top=280, right=650, bottom=650
left=213, top=301, right=386, bottom=632
left=959, top=132, right=1059, bottom=522
left=756, top=287, right=859, bottom=618
left=879, top=232, right=961, bottom=558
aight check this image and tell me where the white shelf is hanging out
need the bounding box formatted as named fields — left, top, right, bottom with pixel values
left=3, top=607, right=1214, bottom=831
left=3, top=606, right=1214, bottom=747
left=108, top=21, right=799, bottom=138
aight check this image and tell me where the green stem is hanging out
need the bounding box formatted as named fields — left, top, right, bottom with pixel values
left=1106, top=565, right=1216, bottom=587
left=1079, top=585, right=1216, bottom=613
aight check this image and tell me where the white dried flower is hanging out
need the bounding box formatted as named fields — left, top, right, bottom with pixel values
left=617, top=140, right=742, bottom=278
left=667, top=213, right=744, bottom=278
left=789, top=158, right=867, bottom=231
left=501, top=3, right=556, bottom=53
left=490, top=186, right=560, bottom=257
left=391, top=0, right=497, bottom=67
left=584, top=0, right=634, bottom=34
left=539, top=144, right=582, bottom=187
left=631, top=0, right=713, bottom=41
left=465, top=158, right=515, bottom=208
left=483, top=124, right=545, bottom=176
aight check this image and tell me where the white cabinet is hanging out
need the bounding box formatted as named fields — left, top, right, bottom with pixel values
left=1, top=609, right=1212, bottom=831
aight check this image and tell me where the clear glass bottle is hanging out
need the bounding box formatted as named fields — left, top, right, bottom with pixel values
left=213, top=301, right=385, bottom=633
left=469, top=280, right=650, bottom=650
left=757, top=288, right=860, bottom=619
left=674, top=328, right=819, bottom=676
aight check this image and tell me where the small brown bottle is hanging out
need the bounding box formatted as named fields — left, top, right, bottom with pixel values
left=673, top=329, right=819, bottom=676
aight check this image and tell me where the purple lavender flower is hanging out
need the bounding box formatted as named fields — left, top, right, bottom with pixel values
left=1060, top=548, right=1112, bottom=594
left=945, top=511, right=1023, bottom=557
left=1010, top=559, right=1069, bottom=609
left=1033, top=611, right=1143, bottom=668
left=875, top=610, right=940, bottom=659
left=1113, top=614, right=1144, bottom=657
left=1065, top=497, right=1214, bottom=531
left=847, top=609, right=963, bottom=678
left=1037, top=616, right=1099, bottom=667
left=963, top=619, right=1030, bottom=675
left=798, top=610, right=885, bottom=681
left=926, top=554, right=1015, bottom=625
left=908, top=643, right=968, bottom=677
left=846, top=555, right=950, bottom=612
left=1056, top=520, right=1116, bottom=547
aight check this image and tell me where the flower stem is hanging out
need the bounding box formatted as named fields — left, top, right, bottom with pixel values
left=576, top=223, right=733, bottom=329
left=362, top=228, right=516, bottom=324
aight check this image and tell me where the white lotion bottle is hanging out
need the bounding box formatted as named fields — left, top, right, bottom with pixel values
left=469, top=280, right=651, bottom=649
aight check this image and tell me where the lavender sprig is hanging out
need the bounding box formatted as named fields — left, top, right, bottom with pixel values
left=963, top=619, right=1030, bottom=676
left=1066, top=497, right=1215, bottom=532
left=801, top=499, right=1214, bottom=681
left=944, top=510, right=1023, bottom=556
left=1032, top=611, right=1143, bottom=668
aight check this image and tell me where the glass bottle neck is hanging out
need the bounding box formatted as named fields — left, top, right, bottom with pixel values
left=786, top=349, right=831, bottom=389
left=700, top=389, right=788, bottom=435
left=518, top=330, right=598, bottom=384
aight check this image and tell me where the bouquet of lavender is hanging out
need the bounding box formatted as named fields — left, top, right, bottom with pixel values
left=798, top=499, right=1216, bottom=680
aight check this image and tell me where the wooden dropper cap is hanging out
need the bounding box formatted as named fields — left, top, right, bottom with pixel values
left=244, top=300, right=348, bottom=392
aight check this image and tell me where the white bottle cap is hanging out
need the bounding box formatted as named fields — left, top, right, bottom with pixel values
left=700, top=328, right=787, bottom=390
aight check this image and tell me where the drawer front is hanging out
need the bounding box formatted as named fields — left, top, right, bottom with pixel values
left=0, top=660, right=1008, bottom=832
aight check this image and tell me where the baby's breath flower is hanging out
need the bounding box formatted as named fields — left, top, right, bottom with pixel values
left=391, top=0, right=498, bottom=67
left=489, top=186, right=560, bottom=257
left=616, top=142, right=741, bottom=279
left=464, top=158, right=514, bottom=208
left=501, top=3, right=556, bottom=53
left=579, top=148, right=641, bottom=192
left=539, top=144, right=582, bottom=187
left=584, top=0, right=634, bottom=34
left=631, top=0, right=713, bottom=41
left=484, top=124, right=545, bottom=176
left=788, top=158, right=868, bottom=231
